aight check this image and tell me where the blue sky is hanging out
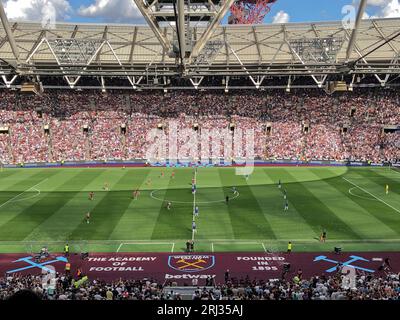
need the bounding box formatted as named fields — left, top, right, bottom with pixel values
left=3, top=0, right=400, bottom=24
left=266, top=0, right=353, bottom=23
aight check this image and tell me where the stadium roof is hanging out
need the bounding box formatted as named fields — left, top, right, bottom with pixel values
left=0, top=16, right=399, bottom=89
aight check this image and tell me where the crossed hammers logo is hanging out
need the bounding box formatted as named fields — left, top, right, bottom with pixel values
left=177, top=258, right=207, bottom=270
left=7, top=256, right=68, bottom=274
left=314, top=255, right=375, bottom=273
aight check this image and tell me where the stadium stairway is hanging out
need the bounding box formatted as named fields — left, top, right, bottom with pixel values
left=46, top=131, right=53, bottom=162
left=121, top=134, right=127, bottom=159
left=6, top=132, right=13, bottom=163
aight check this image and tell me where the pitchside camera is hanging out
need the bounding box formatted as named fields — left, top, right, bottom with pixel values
left=81, top=252, right=89, bottom=260
left=334, top=247, right=342, bottom=254
left=283, top=263, right=291, bottom=271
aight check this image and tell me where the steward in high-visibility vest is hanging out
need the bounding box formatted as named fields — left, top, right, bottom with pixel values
left=64, top=244, right=69, bottom=256
left=65, top=262, right=71, bottom=274
left=287, top=242, right=292, bottom=253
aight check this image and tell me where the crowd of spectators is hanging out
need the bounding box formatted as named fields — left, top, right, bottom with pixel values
left=1, top=270, right=399, bottom=300
left=0, top=89, right=398, bottom=164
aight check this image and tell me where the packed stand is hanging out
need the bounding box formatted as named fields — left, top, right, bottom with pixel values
left=0, top=89, right=398, bottom=164
left=1, top=270, right=399, bottom=300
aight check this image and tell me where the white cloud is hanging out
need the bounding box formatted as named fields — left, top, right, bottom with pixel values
left=272, top=10, right=290, bottom=24
left=379, top=0, right=400, bottom=17
left=357, top=0, right=400, bottom=18
left=78, top=0, right=143, bottom=23
left=367, top=0, right=388, bottom=5
left=4, top=0, right=72, bottom=21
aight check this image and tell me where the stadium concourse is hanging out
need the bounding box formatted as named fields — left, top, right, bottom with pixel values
left=0, top=88, right=399, bottom=165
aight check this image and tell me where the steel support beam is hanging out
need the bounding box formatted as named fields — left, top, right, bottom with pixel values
left=372, top=20, right=399, bottom=85
left=95, top=26, right=108, bottom=63
left=26, top=30, right=47, bottom=61
left=129, top=27, right=139, bottom=64
left=344, top=28, right=384, bottom=85
left=177, top=0, right=186, bottom=60
left=189, top=76, right=204, bottom=89
left=252, top=26, right=262, bottom=65
left=1, top=74, right=17, bottom=88
left=0, top=1, right=20, bottom=64
left=132, top=0, right=171, bottom=52
left=346, top=0, right=367, bottom=61
left=284, top=25, right=327, bottom=88
left=71, top=25, right=79, bottom=39
left=228, top=43, right=264, bottom=89
left=0, top=22, right=17, bottom=50
left=190, top=0, right=236, bottom=59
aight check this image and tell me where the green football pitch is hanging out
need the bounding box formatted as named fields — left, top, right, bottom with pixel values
left=0, top=166, right=399, bottom=254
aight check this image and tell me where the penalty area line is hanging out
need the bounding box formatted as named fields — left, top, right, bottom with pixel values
left=0, top=178, right=48, bottom=209
left=342, top=177, right=400, bottom=215
left=116, top=242, right=175, bottom=253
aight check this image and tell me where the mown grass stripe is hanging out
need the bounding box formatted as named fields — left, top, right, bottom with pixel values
left=0, top=170, right=52, bottom=207
left=0, top=170, right=99, bottom=240
left=259, top=168, right=317, bottom=240
left=69, top=169, right=151, bottom=240
left=193, top=167, right=235, bottom=241
left=358, top=168, right=400, bottom=197
left=276, top=168, right=361, bottom=240
left=109, top=168, right=162, bottom=240
left=0, top=169, right=23, bottom=181
left=218, top=168, right=276, bottom=239
left=151, top=168, right=194, bottom=240
left=310, top=169, right=400, bottom=238
left=24, top=169, right=129, bottom=242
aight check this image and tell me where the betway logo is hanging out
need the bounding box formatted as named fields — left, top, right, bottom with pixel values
left=165, top=274, right=216, bottom=279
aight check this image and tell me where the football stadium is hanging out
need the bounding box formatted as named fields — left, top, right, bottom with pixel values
left=0, top=0, right=399, bottom=303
